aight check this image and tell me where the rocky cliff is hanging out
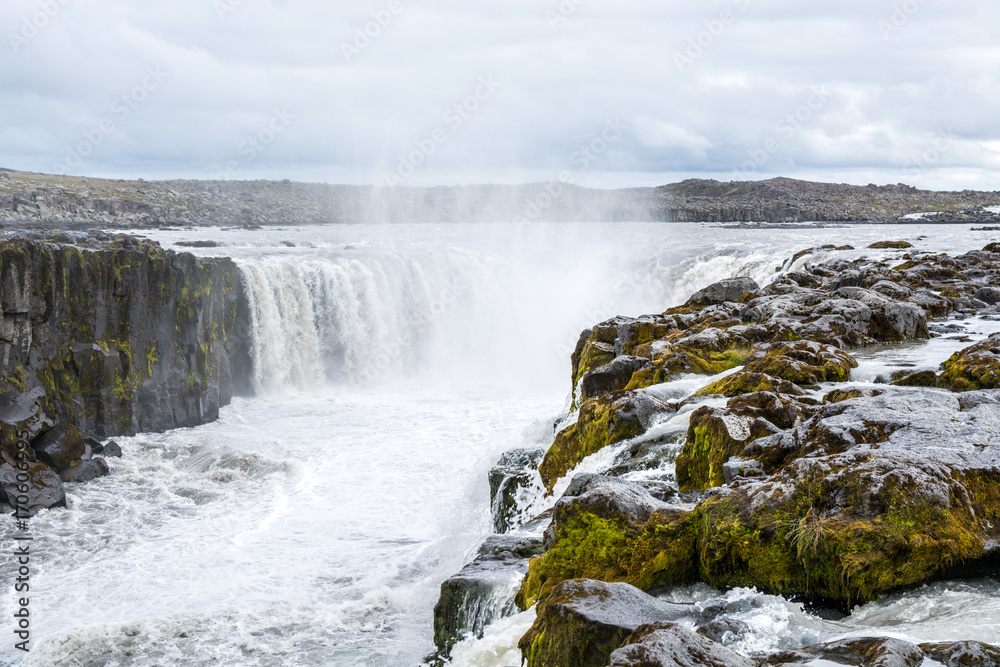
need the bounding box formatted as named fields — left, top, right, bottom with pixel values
left=0, top=232, right=253, bottom=513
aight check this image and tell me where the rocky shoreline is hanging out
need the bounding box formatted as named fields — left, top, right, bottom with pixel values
left=0, top=231, right=253, bottom=515
left=435, top=240, right=1000, bottom=665
left=3, top=168, right=1000, bottom=227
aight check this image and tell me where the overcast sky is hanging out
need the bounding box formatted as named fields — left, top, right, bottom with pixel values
left=2, top=0, right=999, bottom=190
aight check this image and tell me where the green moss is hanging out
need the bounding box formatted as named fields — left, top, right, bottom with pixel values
left=538, top=394, right=647, bottom=492
left=516, top=509, right=698, bottom=610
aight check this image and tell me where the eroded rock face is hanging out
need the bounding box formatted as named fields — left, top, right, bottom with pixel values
left=518, top=579, right=691, bottom=667
left=610, top=623, right=755, bottom=667
left=0, top=235, right=252, bottom=438
left=581, top=356, right=653, bottom=402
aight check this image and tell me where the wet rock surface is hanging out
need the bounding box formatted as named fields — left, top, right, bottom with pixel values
left=518, top=579, right=693, bottom=667
left=610, top=623, right=756, bottom=667
left=0, top=232, right=252, bottom=512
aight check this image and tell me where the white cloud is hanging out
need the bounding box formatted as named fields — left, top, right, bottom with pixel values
left=0, top=0, right=998, bottom=189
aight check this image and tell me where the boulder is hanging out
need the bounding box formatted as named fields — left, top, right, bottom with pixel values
left=517, top=476, right=696, bottom=608
left=686, top=277, right=760, bottom=305
left=743, top=340, right=858, bottom=384
left=0, top=457, right=66, bottom=514
left=103, top=440, right=123, bottom=458
left=610, top=623, right=755, bottom=667
left=765, top=637, right=923, bottom=666
left=489, top=448, right=545, bottom=533
left=518, top=579, right=692, bottom=667
left=920, top=640, right=1000, bottom=666
left=581, top=356, right=653, bottom=401
left=695, top=371, right=805, bottom=398
left=539, top=391, right=674, bottom=492
left=973, top=287, right=1000, bottom=306
left=868, top=241, right=914, bottom=249
left=32, top=423, right=85, bottom=471
left=59, top=457, right=110, bottom=483
left=938, top=332, right=1000, bottom=391
left=834, top=287, right=928, bottom=341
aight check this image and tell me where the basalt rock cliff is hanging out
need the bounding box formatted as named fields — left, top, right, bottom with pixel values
left=0, top=232, right=253, bottom=513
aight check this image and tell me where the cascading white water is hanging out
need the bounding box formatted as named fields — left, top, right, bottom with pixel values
left=238, top=252, right=487, bottom=390
left=5, top=222, right=1000, bottom=667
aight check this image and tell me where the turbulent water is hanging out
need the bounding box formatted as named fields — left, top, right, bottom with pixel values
left=2, top=222, right=1000, bottom=666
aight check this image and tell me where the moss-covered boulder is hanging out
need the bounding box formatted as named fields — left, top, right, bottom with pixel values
left=518, top=579, right=692, bottom=667
left=743, top=340, right=857, bottom=384
left=675, top=406, right=780, bottom=492
left=869, top=241, right=914, bottom=249
left=521, top=389, right=1000, bottom=612
left=538, top=392, right=674, bottom=492
left=516, top=475, right=697, bottom=609
left=938, top=332, right=1000, bottom=391
left=695, top=371, right=804, bottom=398
left=696, top=389, right=1000, bottom=607
left=890, top=369, right=939, bottom=387
left=676, top=392, right=818, bottom=492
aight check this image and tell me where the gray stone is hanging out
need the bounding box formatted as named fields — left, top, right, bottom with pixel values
left=610, top=623, right=756, bottom=667
left=974, top=286, right=1000, bottom=305
left=59, top=457, right=110, bottom=483
left=687, top=277, right=760, bottom=305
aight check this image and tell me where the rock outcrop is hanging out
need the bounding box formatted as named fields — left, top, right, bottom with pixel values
left=0, top=233, right=252, bottom=513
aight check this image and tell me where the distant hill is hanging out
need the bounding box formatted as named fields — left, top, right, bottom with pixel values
left=0, top=168, right=998, bottom=228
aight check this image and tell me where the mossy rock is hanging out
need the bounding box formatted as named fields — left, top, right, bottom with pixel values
left=890, top=369, right=939, bottom=387
left=675, top=405, right=781, bottom=492
left=516, top=476, right=698, bottom=609
left=869, top=241, right=914, bottom=249
left=938, top=332, right=1000, bottom=391
left=695, top=371, right=804, bottom=398
left=984, top=242, right=1000, bottom=253
left=518, top=579, right=691, bottom=667
left=538, top=391, right=673, bottom=492
left=522, top=390, right=1000, bottom=610
left=744, top=340, right=857, bottom=384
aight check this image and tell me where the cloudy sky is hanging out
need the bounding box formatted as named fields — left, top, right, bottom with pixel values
left=2, top=0, right=999, bottom=190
